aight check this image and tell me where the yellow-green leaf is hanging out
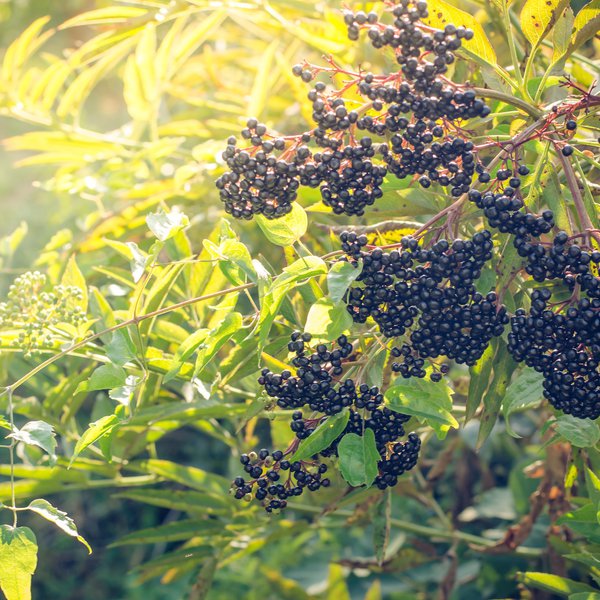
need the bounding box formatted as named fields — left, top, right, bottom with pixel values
left=568, top=0, right=600, bottom=55
left=424, top=0, right=496, bottom=65
left=520, top=0, right=570, bottom=47
left=0, top=526, right=38, bottom=600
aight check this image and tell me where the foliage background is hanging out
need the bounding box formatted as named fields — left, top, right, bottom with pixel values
left=0, top=0, right=598, bottom=599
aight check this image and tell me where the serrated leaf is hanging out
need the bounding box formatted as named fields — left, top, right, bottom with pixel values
left=9, top=421, right=56, bottom=458
left=373, top=489, right=391, bottom=566
left=87, top=364, right=126, bottom=391
left=164, top=328, right=210, bottom=382
left=552, top=7, right=575, bottom=61
left=386, top=378, right=458, bottom=439
left=520, top=0, right=570, bottom=47
left=0, top=526, right=37, bottom=600
left=291, top=409, right=350, bottom=462
left=27, top=499, right=91, bottom=553
left=466, top=342, right=495, bottom=422
left=69, top=414, right=121, bottom=467
left=105, top=329, right=137, bottom=367
left=194, top=312, right=242, bottom=377
left=256, top=256, right=327, bottom=351
left=502, top=368, right=545, bottom=437
left=424, top=0, right=496, bottom=64
left=555, top=415, right=600, bottom=448
left=338, top=429, right=380, bottom=488
left=146, top=208, right=189, bottom=242
left=327, top=259, right=362, bottom=304
left=255, top=203, right=308, bottom=246
left=477, top=339, right=516, bottom=449
left=304, top=298, right=352, bottom=341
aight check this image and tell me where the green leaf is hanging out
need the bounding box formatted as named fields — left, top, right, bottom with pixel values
left=477, top=339, right=516, bottom=449
left=291, top=410, right=350, bottom=462
left=131, top=459, right=229, bottom=493
left=304, top=298, right=352, bottom=341
left=570, top=594, right=600, bottom=600
left=27, top=499, right=91, bottom=553
left=105, top=329, right=137, bottom=367
left=9, top=421, right=56, bottom=458
left=257, top=256, right=327, bottom=351
left=146, top=208, right=189, bottom=242
left=0, top=417, right=10, bottom=430
left=110, top=519, right=225, bottom=547
left=424, top=0, right=496, bottom=64
left=568, top=0, right=600, bottom=55
left=207, top=239, right=256, bottom=286
left=87, top=364, right=126, bottom=391
left=108, top=375, right=140, bottom=407
left=520, top=0, right=570, bottom=47
left=552, top=7, right=575, bottom=61
left=194, top=312, right=243, bottom=377
left=502, top=368, right=545, bottom=437
left=386, top=378, right=458, bottom=439
left=518, top=572, right=597, bottom=595
left=61, top=255, right=88, bottom=314
left=555, top=415, right=600, bottom=448
left=114, top=489, right=232, bottom=515
left=164, top=328, right=209, bottom=382
left=466, top=342, right=495, bottom=423
left=69, top=414, right=121, bottom=467
left=327, top=564, right=351, bottom=600
left=255, top=203, right=308, bottom=246
left=0, top=526, right=37, bottom=600
left=373, top=488, right=391, bottom=566
left=338, top=429, right=380, bottom=488
left=327, top=260, right=362, bottom=304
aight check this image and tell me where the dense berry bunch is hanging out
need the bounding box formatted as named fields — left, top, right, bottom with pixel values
left=468, top=174, right=554, bottom=246
left=232, top=333, right=420, bottom=511
left=215, top=121, right=308, bottom=219
left=522, top=231, right=600, bottom=294
left=217, top=0, right=491, bottom=217
left=232, top=449, right=330, bottom=512
left=508, top=289, right=600, bottom=419
left=340, top=230, right=507, bottom=375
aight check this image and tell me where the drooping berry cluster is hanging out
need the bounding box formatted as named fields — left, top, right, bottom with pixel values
left=232, top=449, right=330, bottom=513
left=340, top=230, right=508, bottom=375
left=467, top=169, right=555, bottom=251
left=215, top=123, right=307, bottom=219
left=508, top=289, right=600, bottom=419
left=216, top=0, right=490, bottom=218
left=232, top=333, right=421, bottom=511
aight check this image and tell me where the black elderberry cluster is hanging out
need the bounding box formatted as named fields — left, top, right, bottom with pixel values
left=508, top=289, right=600, bottom=419
left=233, top=448, right=330, bottom=513
left=217, top=0, right=491, bottom=218
left=523, top=232, right=600, bottom=297
left=340, top=230, right=508, bottom=376
left=232, top=333, right=421, bottom=511
left=215, top=122, right=309, bottom=219
left=467, top=168, right=555, bottom=256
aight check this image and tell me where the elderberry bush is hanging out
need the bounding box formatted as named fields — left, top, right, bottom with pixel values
left=216, top=0, right=491, bottom=218
left=340, top=230, right=508, bottom=377
left=231, top=333, right=421, bottom=511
